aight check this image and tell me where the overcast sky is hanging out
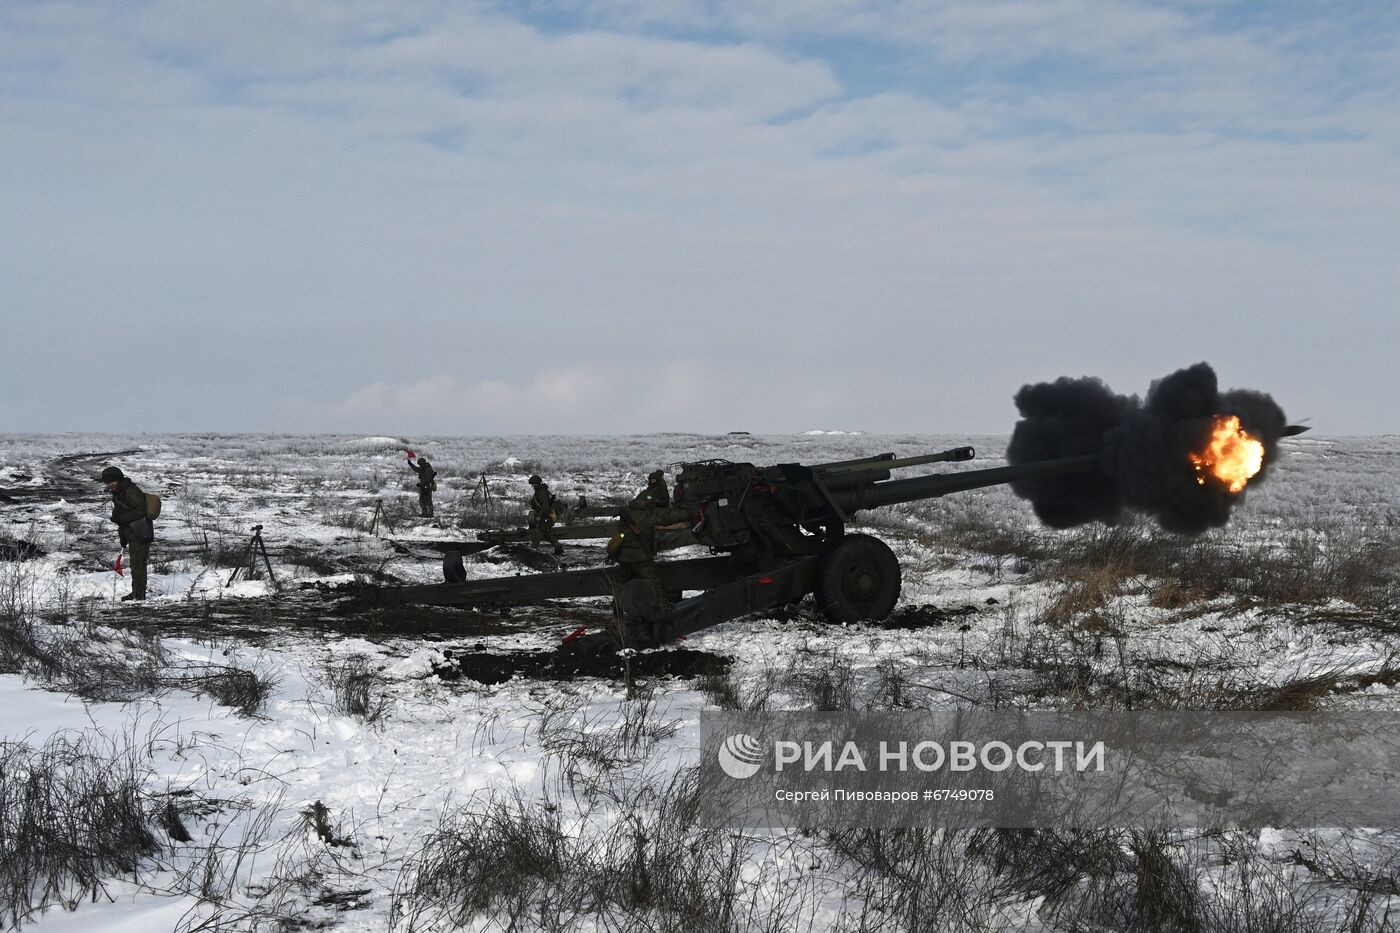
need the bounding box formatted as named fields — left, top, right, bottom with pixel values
left=2, top=1, right=1397, bottom=436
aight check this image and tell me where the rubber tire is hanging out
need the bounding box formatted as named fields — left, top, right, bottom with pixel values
left=816, top=533, right=901, bottom=624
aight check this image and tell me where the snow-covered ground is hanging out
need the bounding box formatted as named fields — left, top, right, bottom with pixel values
left=2, top=432, right=1399, bottom=931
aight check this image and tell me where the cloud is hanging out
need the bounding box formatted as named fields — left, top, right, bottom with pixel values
left=1, top=0, right=1398, bottom=434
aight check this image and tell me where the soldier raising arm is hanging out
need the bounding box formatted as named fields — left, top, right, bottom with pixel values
left=407, top=452, right=437, bottom=518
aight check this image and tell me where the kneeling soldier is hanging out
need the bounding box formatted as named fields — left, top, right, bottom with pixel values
left=628, top=469, right=671, bottom=509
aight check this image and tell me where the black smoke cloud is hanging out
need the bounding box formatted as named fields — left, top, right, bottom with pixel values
left=1007, top=362, right=1289, bottom=535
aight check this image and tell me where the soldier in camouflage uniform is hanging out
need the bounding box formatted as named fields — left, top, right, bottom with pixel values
left=407, top=453, right=437, bottom=517
left=628, top=469, right=670, bottom=510
left=609, top=503, right=691, bottom=596
left=101, top=466, right=153, bottom=601
left=527, top=474, right=564, bottom=555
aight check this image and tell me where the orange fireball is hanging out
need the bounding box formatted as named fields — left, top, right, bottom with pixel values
left=1189, top=415, right=1264, bottom=493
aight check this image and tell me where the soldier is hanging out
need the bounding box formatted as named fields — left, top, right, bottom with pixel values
left=101, top=466, right=153, bottom=601
left=628, top=469, right=670, bottom=509
left=527, top=474, right=564, bottom=555
left=607, top=503, right=691, bottom=595
left=407, top=452, right=437, bottom=517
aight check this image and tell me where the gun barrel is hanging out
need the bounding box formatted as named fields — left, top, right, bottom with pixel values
left=880, top=446, right=975, bottom=470
left=832, top=454, right=1100, bottom=513
left=814, top=446, right=975, bottom=474
left=811, top=452, right=896, bottom=471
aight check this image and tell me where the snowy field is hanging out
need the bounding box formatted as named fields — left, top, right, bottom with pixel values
left=3, top=431, right=1400, bottom=932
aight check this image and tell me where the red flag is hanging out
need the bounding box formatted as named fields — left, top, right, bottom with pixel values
left=113, top=552, right=124, bottom=577
left=406, top=450, right=417, bottom=458
left=562, top=626, right=587, bottom=644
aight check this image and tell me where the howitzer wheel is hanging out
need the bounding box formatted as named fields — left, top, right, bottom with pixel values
left=816, top=533, right=900, bottom=624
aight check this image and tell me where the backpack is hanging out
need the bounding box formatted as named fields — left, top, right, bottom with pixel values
left=144, top=493, right=162, bottom=519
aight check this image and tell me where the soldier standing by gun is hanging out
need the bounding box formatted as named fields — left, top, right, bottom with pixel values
left=607, top=503, right=691, bottom=599
left=406, top=451, right=437, bottom=518
left=527, top=474, right=564, bottom=555
left=101, top=466, right=153, bottom=601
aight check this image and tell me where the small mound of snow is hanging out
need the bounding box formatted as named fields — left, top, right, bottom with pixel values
left=386, top=648, right=443, bottom=679
left=327, top=638, right=385, bottom=658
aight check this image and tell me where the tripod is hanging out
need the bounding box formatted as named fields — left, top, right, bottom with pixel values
left=227, top=524, right=278, bottom=590
left=369, top=499, right=395, bottom=536
left=470, top=473, right=491, bottom=505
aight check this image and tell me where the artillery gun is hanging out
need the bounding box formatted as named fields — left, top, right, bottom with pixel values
left=395, top=445, right=1103, bottom=648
